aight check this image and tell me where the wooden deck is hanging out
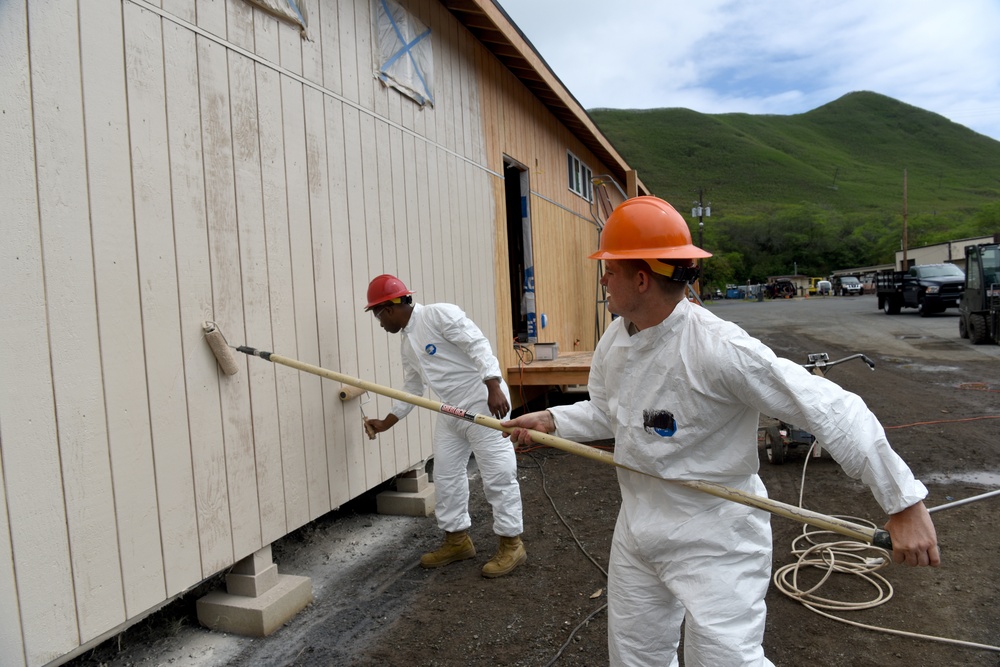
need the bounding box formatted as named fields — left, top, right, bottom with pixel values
left=506, top=350, right=593, bottom=387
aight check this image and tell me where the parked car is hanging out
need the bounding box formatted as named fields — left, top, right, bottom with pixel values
left=875, top=263, right=966, bottom=316
left=833, top=276, right=863, bottom=296
left=769, top=279, right=796, bottom=299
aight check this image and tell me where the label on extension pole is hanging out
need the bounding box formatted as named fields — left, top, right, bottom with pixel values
left=440, top=404, right=472, bottom=421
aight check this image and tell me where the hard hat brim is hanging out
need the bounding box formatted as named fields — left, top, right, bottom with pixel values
left=590, top=245, right=712, bottom=261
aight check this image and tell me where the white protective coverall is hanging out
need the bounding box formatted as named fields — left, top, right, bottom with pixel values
left=549, top=298, right=927, bottom=667
left=390, top=303, right=523, bottom=537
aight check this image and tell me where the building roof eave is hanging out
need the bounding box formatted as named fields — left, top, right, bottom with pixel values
left=440, top=0, right=647, bottom=195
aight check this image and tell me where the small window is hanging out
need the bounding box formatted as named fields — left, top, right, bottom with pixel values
left=244, top=0, right=307, bottom=31
left=374, top=0, right=434, bottom=106
left=567, top=151, right=592, bottom=202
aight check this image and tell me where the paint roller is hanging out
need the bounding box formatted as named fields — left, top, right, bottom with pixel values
left=201, top=327, right=906, bottom=552
left=339, top=385, right=366, bottom=401
left=203, top=322, right=240, bottom=375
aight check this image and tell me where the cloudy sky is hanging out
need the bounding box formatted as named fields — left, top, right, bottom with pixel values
left=495, top=0, right=1000, bottom=142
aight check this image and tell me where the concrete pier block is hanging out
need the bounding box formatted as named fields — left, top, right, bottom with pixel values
left=376, top=483, right=435, bottom=517
left=197, top=574, right=312, bottom=637
left=196, top=546, right=313, bottom=637
left=395, top=471, right=430, bottom=493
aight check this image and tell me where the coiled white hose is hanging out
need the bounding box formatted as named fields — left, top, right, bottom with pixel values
left=772, top=443, right=1000, bottom=654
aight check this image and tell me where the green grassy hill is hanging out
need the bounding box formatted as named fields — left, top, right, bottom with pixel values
left=590, top=92, right=1000, bottom=284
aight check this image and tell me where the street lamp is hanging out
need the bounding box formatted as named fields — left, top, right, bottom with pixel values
left=691, top=188, right=710, bottom=280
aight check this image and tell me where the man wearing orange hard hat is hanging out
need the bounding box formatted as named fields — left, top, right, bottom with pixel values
left=363, top=274, right=526, bottom=578
left=504, top=196, right=938, bottom=666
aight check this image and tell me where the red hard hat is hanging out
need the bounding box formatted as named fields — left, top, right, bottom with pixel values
left=365, top=274, right=415, bottom=310
left=590, top=196, right=711, bottom=261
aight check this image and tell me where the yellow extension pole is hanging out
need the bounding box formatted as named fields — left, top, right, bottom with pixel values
left=234, top=345, right=893, bottom=551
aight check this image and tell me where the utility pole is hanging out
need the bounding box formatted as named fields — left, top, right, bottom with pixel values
left=902, top=169, right=908, bottom=270
left=691, top=188, right=710, bottom=274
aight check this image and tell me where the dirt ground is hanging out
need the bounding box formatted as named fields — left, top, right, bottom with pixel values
left=69, top=300, right=1000, bottom=667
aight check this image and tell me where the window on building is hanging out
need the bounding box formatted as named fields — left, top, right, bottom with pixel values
left=243, top=0, right=307, bottom=31
left=567, top=152, right=592, bottom=202
left=374, top=0, right=434, bottom=106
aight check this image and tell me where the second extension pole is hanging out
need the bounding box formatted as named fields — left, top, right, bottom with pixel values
left=234, top=345, right=894, bottom=551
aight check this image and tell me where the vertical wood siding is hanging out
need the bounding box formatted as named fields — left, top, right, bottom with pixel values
left=1, top=3, right=75, bottom=663
left=0, top=0, right=629, bottom=664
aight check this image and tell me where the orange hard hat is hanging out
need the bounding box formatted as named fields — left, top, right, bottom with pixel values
left=365, top=274, right=415, bottom=310
left=590, top=196, right=712, bottom=261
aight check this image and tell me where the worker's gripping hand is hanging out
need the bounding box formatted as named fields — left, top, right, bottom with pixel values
left=365, top=415, right=399, bottom=440
left=884, top=501, right=941, bottom=567
left=501, top=410, right=555, bottom=446
left=485, top=378, right=510, bottom=419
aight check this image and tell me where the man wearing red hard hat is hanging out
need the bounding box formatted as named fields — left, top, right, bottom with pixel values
left=364, top=274, right=526, bottom=578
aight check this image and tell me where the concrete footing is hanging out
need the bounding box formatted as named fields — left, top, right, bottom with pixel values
left=196, top=545, right=313, bottom=637
left=376, top=469, right=435, bottom=517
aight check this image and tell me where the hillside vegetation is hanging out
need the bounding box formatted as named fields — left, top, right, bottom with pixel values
left=590, top=92, right=1000, bottom=287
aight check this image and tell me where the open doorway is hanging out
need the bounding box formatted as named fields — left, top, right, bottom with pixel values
left=504, top=158, right=535, bottom=343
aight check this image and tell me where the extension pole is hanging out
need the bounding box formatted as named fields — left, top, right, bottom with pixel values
left=233, top=345, right=894, bottom=551
left=928, top=488, right=1000, bottom=514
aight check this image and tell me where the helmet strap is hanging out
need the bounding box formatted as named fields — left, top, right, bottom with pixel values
left=644, top=259, right=701, bottom=284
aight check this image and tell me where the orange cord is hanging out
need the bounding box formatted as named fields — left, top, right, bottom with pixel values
left=885, top=415, right=1000, bottom=430
left=958, top=382, right=1000, bottom=393
left=884, top=382, right=999, bottom=430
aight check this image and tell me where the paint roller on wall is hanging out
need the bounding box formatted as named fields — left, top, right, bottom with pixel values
left=203, top=322, right=240, bottom=375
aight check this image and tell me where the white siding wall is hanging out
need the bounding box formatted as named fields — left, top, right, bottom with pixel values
left=0, top=0, right=497, bottom=664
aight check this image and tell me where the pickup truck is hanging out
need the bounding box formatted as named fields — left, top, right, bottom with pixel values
left=875, top=264, right=965, bottom=316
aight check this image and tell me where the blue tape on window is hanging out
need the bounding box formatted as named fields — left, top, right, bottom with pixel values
left=379, top=0, right=434, bottom=105
left=285, top=0, right=305, bottom=25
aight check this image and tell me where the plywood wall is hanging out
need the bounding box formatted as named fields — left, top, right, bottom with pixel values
left=474, top=31, right=627, bottom=376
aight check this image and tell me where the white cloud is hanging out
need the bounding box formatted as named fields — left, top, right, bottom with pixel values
left=497, top=0, right=1000, bottom=140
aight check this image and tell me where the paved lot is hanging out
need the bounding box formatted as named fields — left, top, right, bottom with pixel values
left=706, top=294, right=1000, bottom=363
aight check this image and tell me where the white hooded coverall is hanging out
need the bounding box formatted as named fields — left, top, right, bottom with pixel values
left=390, top=303, right=523, bottom=537
left=549, top=298, right=927, bottom=667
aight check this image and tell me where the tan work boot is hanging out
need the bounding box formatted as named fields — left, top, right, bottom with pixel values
left=481, top=535, right=527, bottom=578
left=420, top=531, right=476, bottom=569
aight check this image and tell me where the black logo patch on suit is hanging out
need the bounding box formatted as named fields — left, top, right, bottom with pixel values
left=643, top=409, right=677, bottom=437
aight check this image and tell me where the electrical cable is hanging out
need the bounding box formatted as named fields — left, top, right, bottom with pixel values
left=956, top=382, right=999, bottom=393
left=512, top=342, right=534, bottom=415
left=773, top=442, right=1000, bottom=654
left=884, top=381, right=1000, bottom=430
left=884, top=414, right=1000, bottom=430
left=519, top=451, right=609, bottom=667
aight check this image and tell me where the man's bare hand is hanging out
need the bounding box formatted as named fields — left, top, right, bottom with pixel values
left=365, top=414, right=399, bottom=440
left=885, top=501, right=940, bottom=567
left=501, top=410, right=555, bottom=445
left=485, top=378, right=510, bottom=418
